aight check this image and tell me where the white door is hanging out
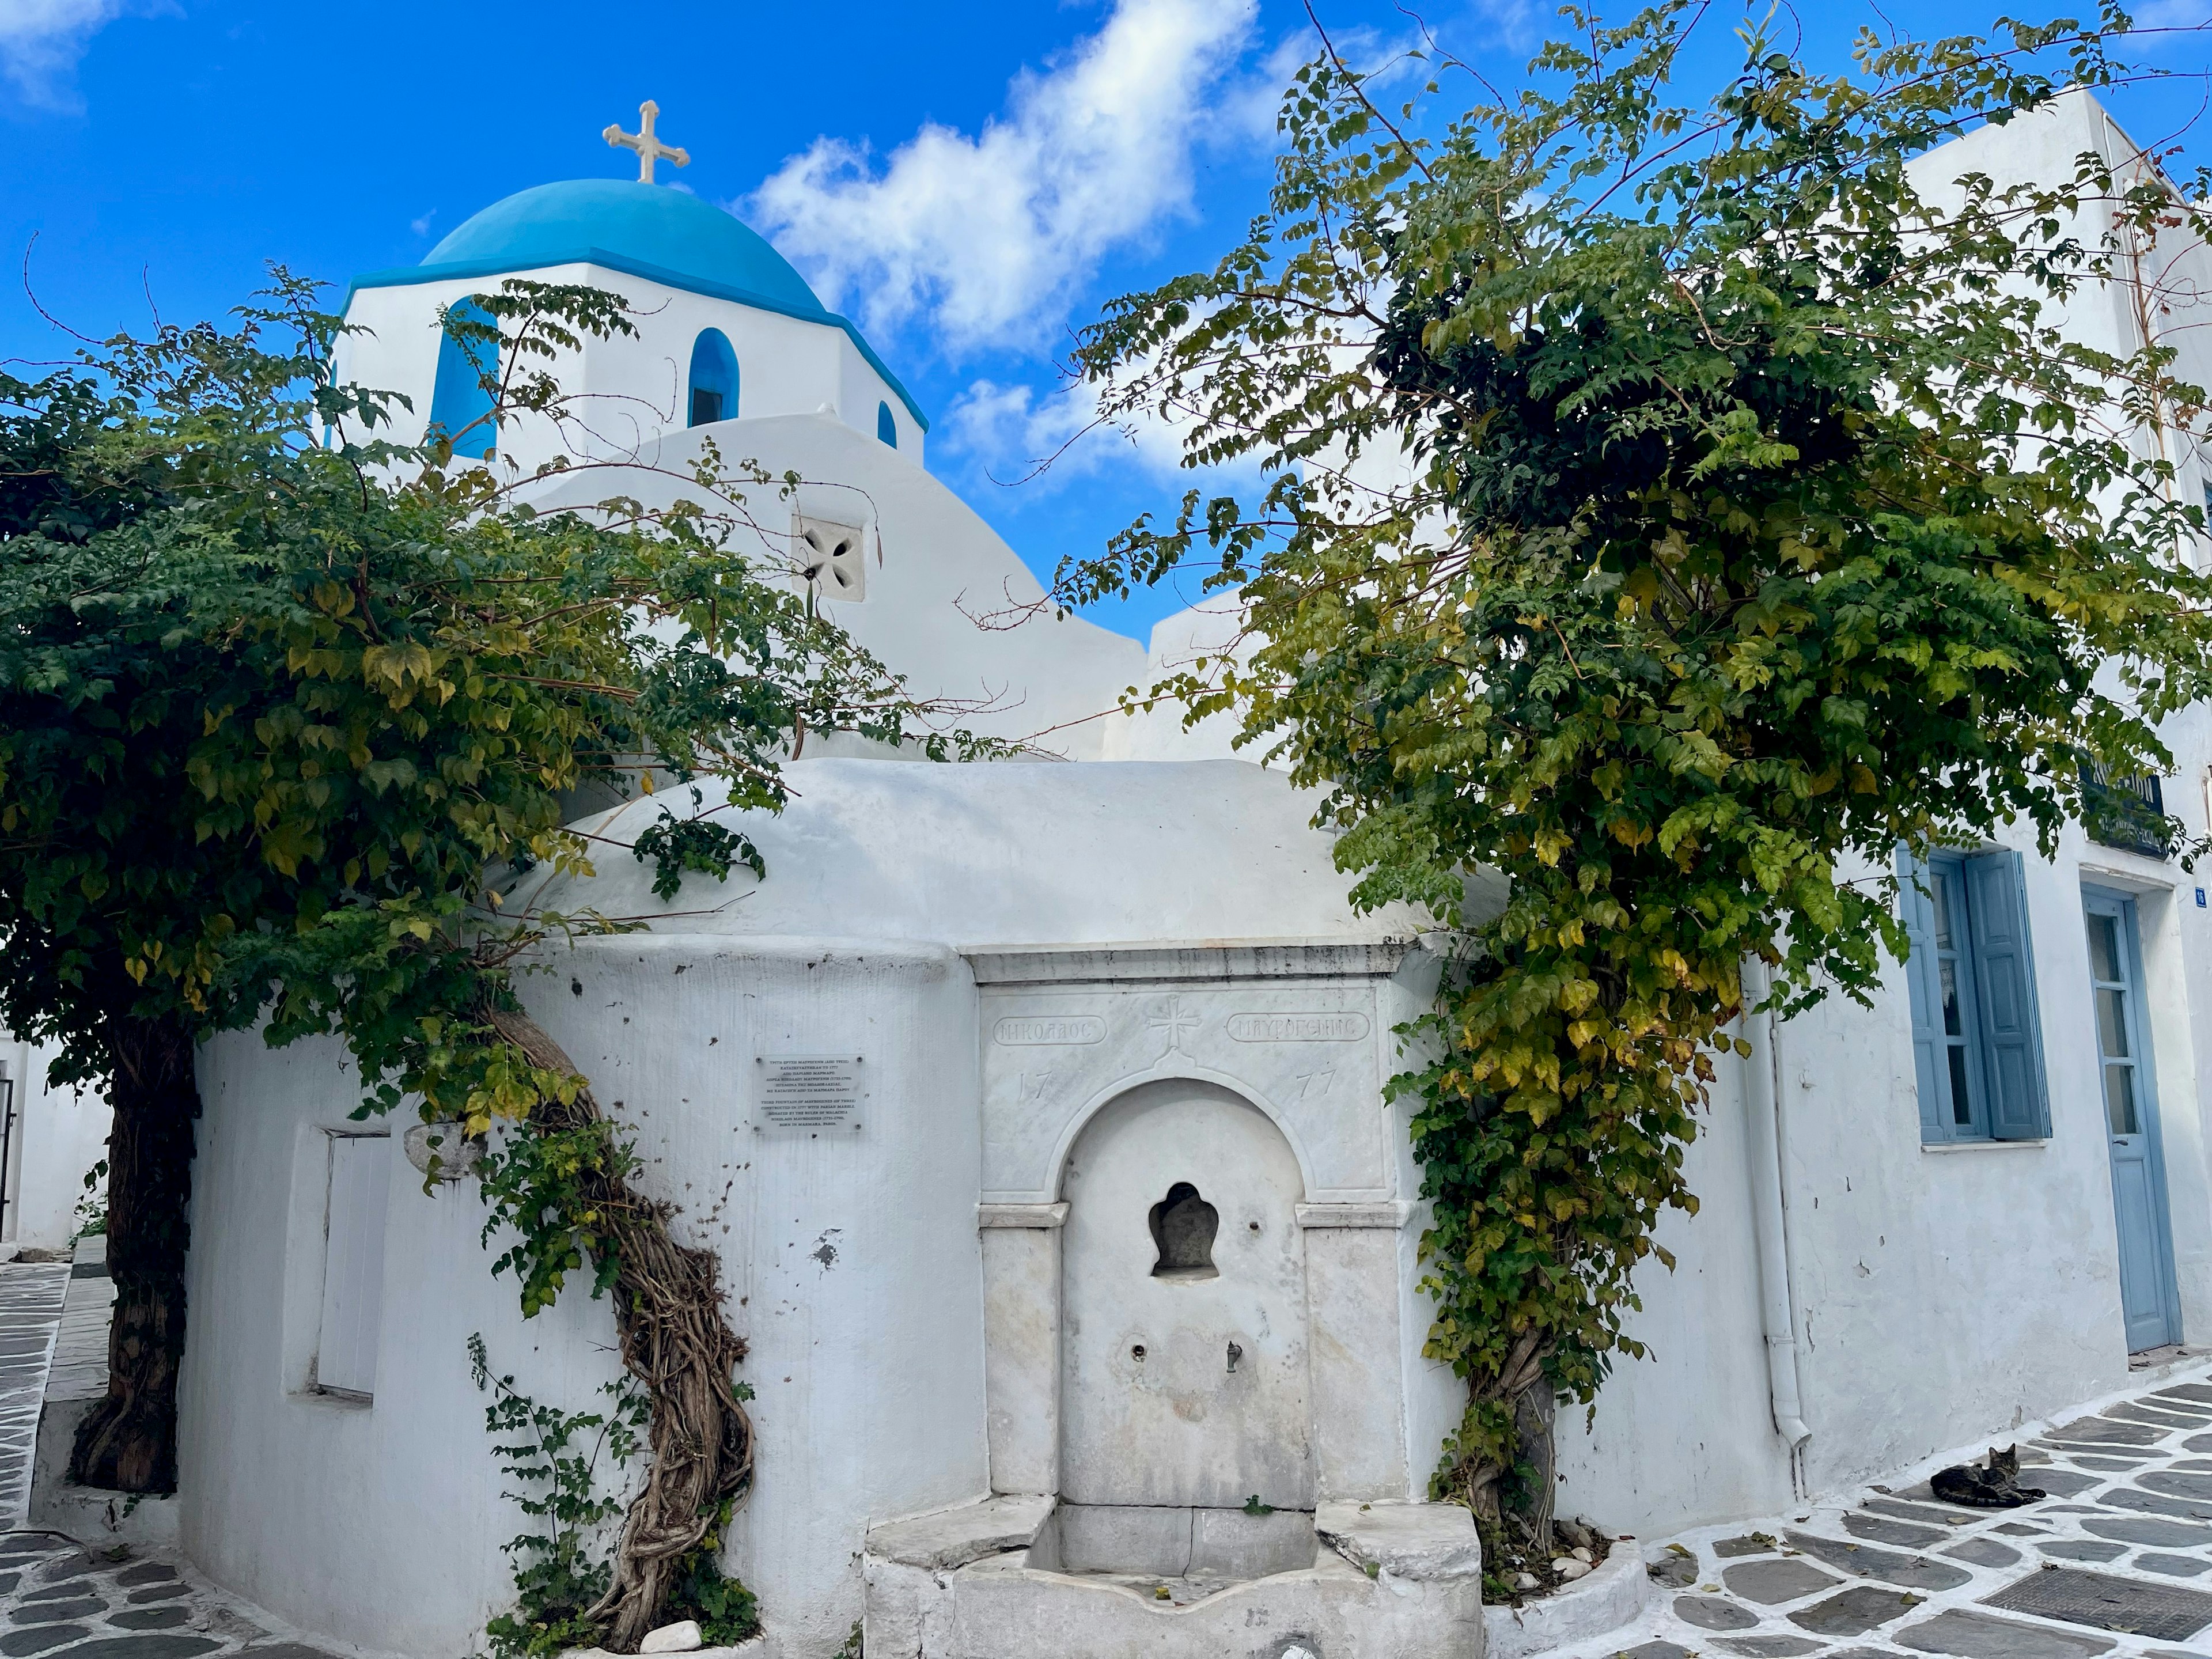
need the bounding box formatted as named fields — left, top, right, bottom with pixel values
left=1059, top=1082, right=1314, bottom=1510
left=2083, top=891, right=2181, bottom=1353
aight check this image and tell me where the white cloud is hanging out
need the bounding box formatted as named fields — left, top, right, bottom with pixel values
left=2135, top=2, right=2211, bottom=29
left=749, top=0, right=1258, bottom=355
left=944, top=365, right=1274, bottom=501
left=0, top=0, right=163, bottom=109
left=946, top=377, right=1170, bottom=488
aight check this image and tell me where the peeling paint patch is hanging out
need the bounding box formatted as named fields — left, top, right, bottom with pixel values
left=811, top=1229, right=843, bottom=1271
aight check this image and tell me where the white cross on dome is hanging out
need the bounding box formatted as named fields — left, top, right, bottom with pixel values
left=603, top=100, right=690, bottom=184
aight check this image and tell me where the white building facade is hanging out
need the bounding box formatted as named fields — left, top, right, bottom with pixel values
left=0, top=1032, right=108, bottom=1254
left=132, top=93, right=2212, bottom=1659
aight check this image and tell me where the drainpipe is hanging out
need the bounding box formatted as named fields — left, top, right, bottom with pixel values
left=1741, top=956, right=1812, bottom=1494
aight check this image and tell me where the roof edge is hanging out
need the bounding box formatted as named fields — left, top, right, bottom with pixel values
left=342, top=247, right=930, bottom=433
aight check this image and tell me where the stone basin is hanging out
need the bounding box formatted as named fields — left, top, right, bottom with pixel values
left=862, top=1494, right=1487, bottom=1659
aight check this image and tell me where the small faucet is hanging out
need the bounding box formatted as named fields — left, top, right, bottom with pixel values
left=1226, top=1342, right=1244, bottom=1373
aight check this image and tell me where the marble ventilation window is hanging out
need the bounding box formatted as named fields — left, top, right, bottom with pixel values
left=794, top=515, right=866, bottom=603
left=1148, top=1181, right=1218, bottom=1281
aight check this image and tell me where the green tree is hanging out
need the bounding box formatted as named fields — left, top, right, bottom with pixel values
left=0, top=273, right=949, bottom=1643
left=1061, top=2, right=2212, bottom=1552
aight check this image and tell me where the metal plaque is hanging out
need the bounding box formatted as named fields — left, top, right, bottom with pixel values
left=756, top=1055, right=863, bottom=1132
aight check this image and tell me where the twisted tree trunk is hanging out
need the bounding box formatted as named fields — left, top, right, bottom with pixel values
left=1458, top=1325, right=1550, bottom=1526
left=69, top=1011, right=197, bottom=1494
left=488, top=1008, right=754, bottom=1653
left=1513, top=1377, right=1559, bottom=1541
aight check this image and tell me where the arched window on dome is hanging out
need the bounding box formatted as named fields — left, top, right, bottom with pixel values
left=876, top=400, right=898, bottom=448
left=688, top=329, right=738, bottom=427
left=427, top=298, right=499, bottom=460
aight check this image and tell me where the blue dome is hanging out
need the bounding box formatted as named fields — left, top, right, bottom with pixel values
left=421, top=180, right=824, bottom=313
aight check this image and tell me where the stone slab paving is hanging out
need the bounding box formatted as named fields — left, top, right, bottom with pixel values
left=0, top=1532, right=351, bottom=1659
left=0, top=1268, right=70, bottom=1528
left=1551, top=1361, right=2212, bottom=1659
left=46, top=1243, right=113, bottom=1411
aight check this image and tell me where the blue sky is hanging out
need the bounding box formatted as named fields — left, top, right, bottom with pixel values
left=1, top=0, right=2207, bottom=643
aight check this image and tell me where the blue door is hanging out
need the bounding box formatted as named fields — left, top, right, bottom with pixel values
left=2082, top=888, right=2182, bottom=1353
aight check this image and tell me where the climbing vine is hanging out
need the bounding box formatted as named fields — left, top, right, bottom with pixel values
left=0, top=270, right=984, bottom=1644
left=1058, top=2, right=2212, bottom=1552
left=471, top=1333, right=760, bottom=1659
left=471, top=1332, right=652, bottom=1659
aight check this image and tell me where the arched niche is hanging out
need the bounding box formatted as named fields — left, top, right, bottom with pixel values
left=427, top=298, right=498, bottom=460
left=1057, top=1079, right=1315, bottom=1512
left=688, top=328, right=739, bottom=426
left=876, top=399, right=898, bottom=447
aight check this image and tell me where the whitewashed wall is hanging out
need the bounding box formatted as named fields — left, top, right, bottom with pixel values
left=175, top=760, right=1433, bottom=1659
left=517, top=418, right=1146, bottom=760
left=182, top=937, right=988, bottom=1659
left=0, top=1031, right=110, bottom=1251
left=334, top=264, right=921, bottom=474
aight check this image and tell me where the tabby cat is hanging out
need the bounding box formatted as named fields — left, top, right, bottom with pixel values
left=1930, top=1445, right=2046, bottom=1509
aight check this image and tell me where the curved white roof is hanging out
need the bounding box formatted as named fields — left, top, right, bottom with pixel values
left=530, top=757, right=1420, bottom=950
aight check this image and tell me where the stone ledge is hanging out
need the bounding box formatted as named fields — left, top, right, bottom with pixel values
left=865, top=1493, right=1056, bottom=1571
left=976, top=1203, right=1069, bottom=1231
left=1295, top=1202, right=1414, bottom=1230
left=965, top=941, right=1412, bottom=986
left=562, top=1643, right=766, bottom=1659
left=1313, top=1499, right=1483, bottom=1581
left=31, top=1477, right=181, bottom=1548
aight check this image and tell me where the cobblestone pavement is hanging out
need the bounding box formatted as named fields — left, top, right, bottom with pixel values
left=1548, top=1362, right=2212, bottom=1659
left=0, top=1267, right=69, bottom=1528
left=4, top=1365, right=2211, bottom=1659
left=0, top=1532, right=349, bottom=1659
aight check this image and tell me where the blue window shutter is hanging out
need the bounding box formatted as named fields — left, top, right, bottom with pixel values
left=1897, top=853, right=1947, bottom=1138
left=1964, top=848, right=2052, bottom=1139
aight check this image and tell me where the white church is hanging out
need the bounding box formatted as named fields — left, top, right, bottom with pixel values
left=28, top=93, right=2212, bottom=1659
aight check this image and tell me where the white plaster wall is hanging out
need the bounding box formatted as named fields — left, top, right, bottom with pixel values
left=1551, top=1054, right=1797, bottom=1532
left=334, top=264, right=919, bottom=474
left=527, top=758, right=1422, bottom=947
left=0, top=1031, right=110, bottom=1249
left=1099, top=601, right=1255, bottom=763
left=2141, top=703, right=2212, bottom=1341
left=179, top=937, right=987, bottom=1659
left=517, top=420, right=1146, bottom=760
left=1906, top=90, right=2212, bottom=555
left=1555, top=797, right=2212, bottom=1532
left=336, top=272, right=1144, bottom=760
left=1775, top=833, right=2136, bottom=1490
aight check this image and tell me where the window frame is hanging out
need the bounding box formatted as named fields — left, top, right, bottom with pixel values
left=427, top=299, right=499, bottom=460
left=686, top=328, right=740, bottom=430
left=312, top=1128, right=392, bottom=1403
left=1900, top=848, right=2053, bottom=1145
left=2082, top=887, right=2152, bottom=1139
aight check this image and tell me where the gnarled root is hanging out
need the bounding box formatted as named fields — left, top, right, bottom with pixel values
left=489, top=1009, right=755, bottom=1652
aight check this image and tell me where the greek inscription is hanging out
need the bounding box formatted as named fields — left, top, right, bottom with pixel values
left=1226, top=1012, right=1370, bottom=1043
left=993, top=1014, right=1107, bottom=1046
